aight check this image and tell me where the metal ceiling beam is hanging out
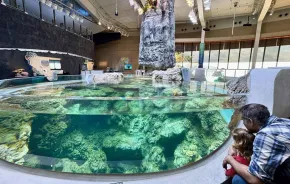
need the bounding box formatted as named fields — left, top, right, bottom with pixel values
left=196, top=0, right=206, bottom=28
left=258, top=0, right=273, bottom=21
left=251, top=0, right=273, bottom=69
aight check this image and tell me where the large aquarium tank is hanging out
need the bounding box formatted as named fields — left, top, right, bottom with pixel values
left=0, top=75, right=242, bottom=174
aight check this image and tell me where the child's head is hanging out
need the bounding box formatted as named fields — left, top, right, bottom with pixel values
left=232, top=128, right=255, bottom=160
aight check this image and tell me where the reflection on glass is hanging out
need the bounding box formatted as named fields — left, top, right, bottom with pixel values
left=239, top=42, right=252, bottom=69
left=183, top=51, right=192, bottom=68
left=209, top=43, right=219, bottom=69
left=278, top=44, right=290, bottom=67
left=219, top=43, right=229, bottom=69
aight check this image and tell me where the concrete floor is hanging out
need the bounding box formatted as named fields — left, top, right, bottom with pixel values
left=0, top=136, right=232, bottom=184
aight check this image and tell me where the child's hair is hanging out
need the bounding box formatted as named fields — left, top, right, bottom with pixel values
left=232, top=128, right=255, bottom=161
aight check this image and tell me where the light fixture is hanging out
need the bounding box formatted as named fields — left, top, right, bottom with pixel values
left=204, top=0, right=211, bottom=11
left=243, top=16, right=252, bottom=26
left=188, top=10, right=198, bottom=24
left=108, top=26, right=111, bottom=29
left=52, top=3, right=57, bottom=10
left=269, top=8, right=274, bottom=16
left=203, top=21, right=210, bottom=31
left=98, top=21, right=102, bottom=25
left=186, top=0, right=194, bottom=7
left=138, top=8, right=144, bottom=15
left=57, top=6, right=63, bottom=12
left=64, top=9, right=70, bottom=16
left=45, top=0, right=52, bottom=7
left=70, top=12, right=76, bottom=19
left=115, top=0, right=118, bottom=16
left=67, top=2, right=73, bottom=9
left=252, top=8, right=257, bottom=15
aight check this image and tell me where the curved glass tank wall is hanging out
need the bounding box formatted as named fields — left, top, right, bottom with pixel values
left=0, top=75, right=242, bottom=174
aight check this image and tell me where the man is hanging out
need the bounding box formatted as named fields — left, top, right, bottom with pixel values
left=223, top=104, right=290, bottom=184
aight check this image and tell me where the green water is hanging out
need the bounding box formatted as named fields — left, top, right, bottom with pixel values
left=0, top=77, right=237, bottom=174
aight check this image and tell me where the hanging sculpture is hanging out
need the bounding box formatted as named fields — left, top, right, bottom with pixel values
left=25, top=52, right=63, bottom=81
left=139, top=0, right=175, bottom=70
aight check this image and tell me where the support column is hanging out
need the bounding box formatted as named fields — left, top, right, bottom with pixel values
left=39, top=1, right=43, bottom=20
left=64, top=15, right=66, bottom=30
left=251, top=21, right=262, bottom=69
left=22, top=0, right=26, bottom=13
left=198, top=30, right=205, bottom=68
left=73, top=20, right=75, bottom=33
left=53, top=9, right=56, bottom=26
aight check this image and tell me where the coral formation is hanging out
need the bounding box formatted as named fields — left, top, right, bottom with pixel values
left=0, top=111, right=34, bottom=164
left=141, top=146, right=166, bottom=172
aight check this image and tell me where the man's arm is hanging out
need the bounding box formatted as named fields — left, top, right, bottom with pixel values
left=223, top=156, right=264, bottom=184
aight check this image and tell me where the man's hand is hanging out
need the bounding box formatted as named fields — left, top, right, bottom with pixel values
left=223, top=155, right=232, bottom=169
left=223, top=155, right=264, bottom=184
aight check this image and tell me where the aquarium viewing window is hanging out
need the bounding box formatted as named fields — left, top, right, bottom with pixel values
left=0, top=76, right=240, bottom=175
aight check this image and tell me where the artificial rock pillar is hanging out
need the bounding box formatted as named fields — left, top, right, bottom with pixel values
left=139, top=0, right=175, bottom=70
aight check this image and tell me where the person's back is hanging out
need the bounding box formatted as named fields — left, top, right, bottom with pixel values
left=250, top=116, right=290, bottom=183
left=223, top=104, right=290, bottom=184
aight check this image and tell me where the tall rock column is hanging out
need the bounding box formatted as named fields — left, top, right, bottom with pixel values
left=139, top=0, right=175, bottom=70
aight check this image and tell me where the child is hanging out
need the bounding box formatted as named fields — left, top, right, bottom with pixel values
left=225, top=128, right=255, bottom=179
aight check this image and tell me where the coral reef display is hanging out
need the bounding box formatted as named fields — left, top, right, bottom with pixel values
left=0, top=78, right=236, bottom=174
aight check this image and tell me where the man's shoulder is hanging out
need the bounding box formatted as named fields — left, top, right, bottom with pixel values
left=260, top=117, right=290, bottom=134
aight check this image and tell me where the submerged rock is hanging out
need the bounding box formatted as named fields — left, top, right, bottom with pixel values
left=159, top=118, right=191, bottom=138
left=115, top=163, right=140, bottom=174
left=23, top=154, right=41, bottom=168
left=152, top=68, right=182, bottom=81
left=174, top=140, right=201, bottom=168
left=128, top=101, right=144, bottom=114
left=0, top=111, right=33, bottom=164
left=59, top=131, right=90, bottom=160
left=103, top=132, right=144, bottom=161
left=0, top=142, right=29, bottom=163
left=113, top=101, right=129, bottom=113
left=86, top=150, right=110, bottom=173
left=22, top=98, right=67, bottom=113
left=152, top=99, right=170, bottom=108
left=141, top=146, right=166, bottom=172
left=185, top=98, right=208, bottom=110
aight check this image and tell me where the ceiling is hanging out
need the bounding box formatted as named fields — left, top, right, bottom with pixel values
left=92, top=0, right=290, bottom=30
